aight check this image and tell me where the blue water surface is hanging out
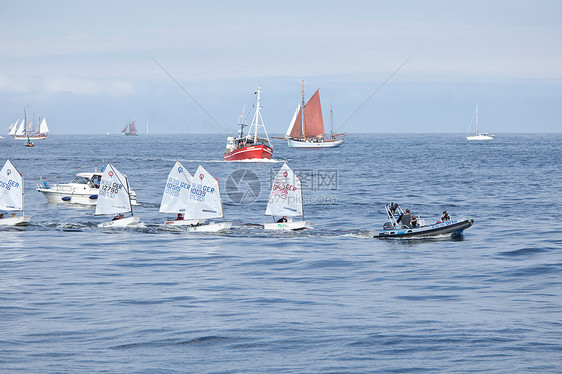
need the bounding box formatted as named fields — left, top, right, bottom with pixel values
left=1, top=133, right=561, bottom=373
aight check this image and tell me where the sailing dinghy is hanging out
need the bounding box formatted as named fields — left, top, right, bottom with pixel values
left=160, top=161, right=203, bottom=226
left=95, top=163, right=142, bottom=228
left=179, top=165, right=232, bottom=232
left=0, top=159, right=31, bottom=226
left=264, top=163, right=310, bottom=230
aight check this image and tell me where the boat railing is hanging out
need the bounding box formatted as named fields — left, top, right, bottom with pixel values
left=36, top=182, right=74, bottom=193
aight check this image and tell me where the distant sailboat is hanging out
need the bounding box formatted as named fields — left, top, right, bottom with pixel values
left=264, top=163, right=310, bottom=230
left=95, top=163, right=142, bottom=227
left=466, top=105, right=494, bottom=141
left=121, top=121, right=138, bottom=136
left=0, top=159, right=31, bottom=226
left=11, top=107, right=49, bottom=140
left=280, top=80, right=345, bottom=148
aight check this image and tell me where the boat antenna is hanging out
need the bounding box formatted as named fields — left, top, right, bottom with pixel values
left=330, top=95, right=334, bottom=141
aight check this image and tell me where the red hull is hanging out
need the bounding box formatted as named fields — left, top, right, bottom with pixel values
left=224, top=144, right=273, bottom=161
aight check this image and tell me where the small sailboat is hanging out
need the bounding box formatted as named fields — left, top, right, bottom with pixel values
left=181, top=165, right=232, bottom=232
left=224, top=88, right=273, bottom=161
left=280, top=80, right=345, bottom=148
left=0, top=159, right=31, bottom=226
left=11, top=107, right=49, bottom=140
left=264, top=163, right=310, bottom=230
left=160, top=161, right=203, bottom=226
left=466, top=104, right=494, bottom=141
left=95, top=163, right=141, bottom=228
left=121, top=121, right=138, bottom=136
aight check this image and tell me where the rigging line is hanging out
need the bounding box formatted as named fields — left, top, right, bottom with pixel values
left=331, top=237, right=416, bottom=321
left=336, top=53, right=415, bottom=133
left=146, top=52, right=230, bottom=135
left=151, top=241, right=226, bottom=315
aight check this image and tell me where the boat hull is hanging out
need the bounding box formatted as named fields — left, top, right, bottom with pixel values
left=374, top=218, right=474, bottom=238
left=287, top=138, right=344, bottom=148
left=37, top=187, right=138, bottom=206
left=467, top=134, right=494, bottom=141
left=183, top=221, right=232, bottom=232
left=164, top=219, right=205, bottom=226
left=224, top=144, right=273, bottom=161
left=264, top=220, right=310, bottom=230
left=98, top=216, right=142, bottom=228
left=14, top=134, right=48, bottom=140
left=0, top=216, right=31, bottom=226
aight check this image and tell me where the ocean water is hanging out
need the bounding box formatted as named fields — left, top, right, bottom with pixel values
left=1, top=133, right=561, bottom=373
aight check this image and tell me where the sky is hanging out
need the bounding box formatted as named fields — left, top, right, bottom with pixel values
left=1, top=0, right=561, bottom=134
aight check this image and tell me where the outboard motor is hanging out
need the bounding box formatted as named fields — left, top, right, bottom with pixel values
left=383, top=222, right=394, bottom=230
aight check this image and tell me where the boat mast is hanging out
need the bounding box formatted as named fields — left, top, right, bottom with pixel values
left=301, top=80, right=305, bottom=139
left=330, top=96, right=333, bottom=141
left=253, top=88, right=261, bottom=144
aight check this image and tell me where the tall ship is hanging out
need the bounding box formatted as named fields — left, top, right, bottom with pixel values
left=282, top=81, right=345, bottom=148
left=224, top=88, right=273, bottom=161
left=9, top=107, right=49, bottom=140
left=121, top=121, right=138, bottom=136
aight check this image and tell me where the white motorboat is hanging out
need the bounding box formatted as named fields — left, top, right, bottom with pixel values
left=95, top=163, right=142, bottom=228
left=264, top=163, right=310, bottom=230
left=466, top=104, right=494, bottom=141
left=36, top=170, right=138, bottom=206
left=0, top=159, right=31, bottom=226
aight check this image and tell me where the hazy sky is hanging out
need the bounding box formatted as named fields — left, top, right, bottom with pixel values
left=1, top=0, right=561, bottom=134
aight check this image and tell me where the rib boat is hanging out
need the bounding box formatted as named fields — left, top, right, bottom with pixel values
left=374, top=203, right=473, bottom=238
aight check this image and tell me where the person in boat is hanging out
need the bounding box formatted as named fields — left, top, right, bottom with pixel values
left=441, top=211, right=450, bottom=221
left=411, top=215, right=418, bottom=228
left=277, top=216, right=288, bottom=223
left=92, top=175, right=101, bottom=188
left=0, top=213, right=4, bottom=219
left=176, top=213, right=184, bottom=221
left=112, top=214, right=125, bottom=221
left=397, top=209, right=413, bottom=228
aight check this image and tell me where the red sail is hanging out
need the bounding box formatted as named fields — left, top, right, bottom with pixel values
left=303, top=90, right=324, bottom=138
left=289, top=107, right=304, bottom=138
left=128, top=121, right=137, bottom=134
left=289, top=90, right=325, bottom=139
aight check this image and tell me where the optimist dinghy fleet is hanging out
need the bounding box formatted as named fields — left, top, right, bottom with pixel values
left=1, top=159, right=473, bottom=237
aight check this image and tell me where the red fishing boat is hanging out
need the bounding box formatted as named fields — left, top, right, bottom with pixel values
left=224, top=88, right=273, bottom=161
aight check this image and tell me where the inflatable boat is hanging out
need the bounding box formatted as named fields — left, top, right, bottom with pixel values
left=374, top=203, right=473, bottom=238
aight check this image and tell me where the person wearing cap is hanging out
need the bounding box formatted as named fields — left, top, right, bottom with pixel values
left=441, top=211, right=450, bottom=221
left=277, top=216, right=288, bottom=223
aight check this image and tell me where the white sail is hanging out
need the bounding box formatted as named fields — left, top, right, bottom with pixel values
left=285, top=104, right=300, bottom=138
left=8, top=120, right=18, bottom=135
left=159, top=161, right=193, bottom=214
left=184, top=165, right=223, bottom=220
left=95, top=163, right=132, bottom=216
left=265, top=163, right=303, bottom=217
left=39, top=118, right=49, bottom=134
left=15, top=120, right=25, bottom=136
left=0, top=159, right=23, bottom=211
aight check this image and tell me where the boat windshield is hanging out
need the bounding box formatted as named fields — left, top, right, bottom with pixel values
left=70, top=176, right=90, bottom=184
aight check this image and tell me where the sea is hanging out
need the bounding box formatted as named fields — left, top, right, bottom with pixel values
left=1, top=133, right=561, bottom=373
